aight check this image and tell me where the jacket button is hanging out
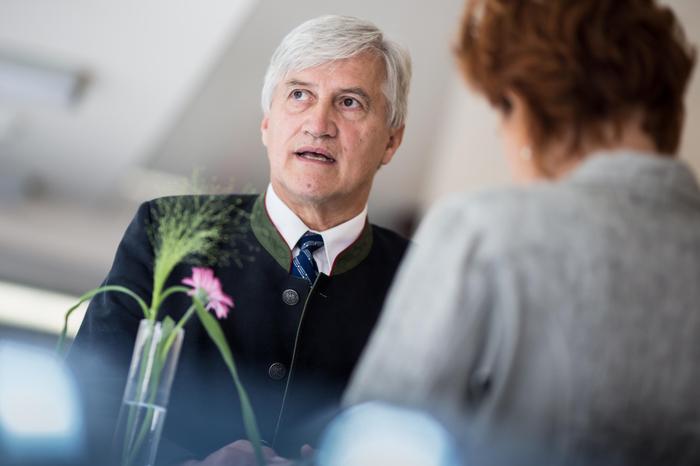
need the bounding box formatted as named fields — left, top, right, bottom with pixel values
left=282, top=289, right=299, bottom=306
left=268, top=362, right=287, bottom=380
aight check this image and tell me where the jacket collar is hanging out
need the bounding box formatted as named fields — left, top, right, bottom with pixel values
left=250, top=193, right=373, bottom=275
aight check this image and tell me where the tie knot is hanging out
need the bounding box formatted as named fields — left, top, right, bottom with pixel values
left=291, top=232, right=324, bottom=285
left=297, top=231, right=324, bottom=253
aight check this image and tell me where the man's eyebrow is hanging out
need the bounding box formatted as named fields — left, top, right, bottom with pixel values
left=285, top=79, right=314, bottom=88
left=283, top=81, right=372, bottom=104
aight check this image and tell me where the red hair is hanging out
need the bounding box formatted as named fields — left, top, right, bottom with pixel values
left=456, top=0, right=696, bottom=157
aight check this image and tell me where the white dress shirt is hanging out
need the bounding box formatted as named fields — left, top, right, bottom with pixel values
left=264, top=184, right=368, bottom=276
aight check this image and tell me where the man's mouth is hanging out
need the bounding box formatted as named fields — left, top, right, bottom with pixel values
left=294, top=147, right=336, bottom=163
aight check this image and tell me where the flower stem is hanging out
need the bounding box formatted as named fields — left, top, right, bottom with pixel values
left=192, top=297, right=266, bottom=466
left=56, top=285, right=149, bottom=356
left=160, top=304, right=194, bottom=361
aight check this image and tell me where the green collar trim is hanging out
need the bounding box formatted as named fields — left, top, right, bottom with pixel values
left=330, top=220, right=373, bottom=275
left=251, top=193, right=292, bottom=271
left=250, top=193, right=373, bottom=275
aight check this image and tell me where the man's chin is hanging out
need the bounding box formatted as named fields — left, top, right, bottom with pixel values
left=273, top=180, right=349, bottom=208
left=292, top=190, right=337, bottom=206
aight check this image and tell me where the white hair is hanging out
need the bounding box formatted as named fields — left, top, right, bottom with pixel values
left=261, top=15, right=412, bottom=129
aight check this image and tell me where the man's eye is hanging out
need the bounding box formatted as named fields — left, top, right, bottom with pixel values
left=291, top=90, right=309, bottom=101
left=340, top=97, right=360, bottom=109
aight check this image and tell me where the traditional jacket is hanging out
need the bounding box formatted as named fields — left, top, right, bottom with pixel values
left=69, top=193, right=408, bottom=464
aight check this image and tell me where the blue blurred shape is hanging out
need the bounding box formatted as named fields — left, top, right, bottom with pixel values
left=317, top=401, right=461, bottom=466
left=0, top=340, right=85, bottom=464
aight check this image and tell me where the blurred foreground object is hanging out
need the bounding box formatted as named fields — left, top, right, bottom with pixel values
left=0, top=339, right=85, bottom=465
left=317, top=402, right=460, bottom=466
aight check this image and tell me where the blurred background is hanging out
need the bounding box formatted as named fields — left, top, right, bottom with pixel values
left=0, top=0, right=698, bottom=337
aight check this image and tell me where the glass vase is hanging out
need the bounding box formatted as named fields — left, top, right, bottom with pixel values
left=112, top=319, right=184, bottom=466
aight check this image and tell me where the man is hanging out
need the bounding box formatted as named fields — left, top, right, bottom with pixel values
left=69, top=15, right=411, bottom=466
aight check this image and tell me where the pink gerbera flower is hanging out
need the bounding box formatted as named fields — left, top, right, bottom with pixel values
left=182, top=267, right=234, bottom=319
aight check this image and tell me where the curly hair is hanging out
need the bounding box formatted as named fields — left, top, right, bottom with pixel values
left=456, top=0, right=696, bottom=158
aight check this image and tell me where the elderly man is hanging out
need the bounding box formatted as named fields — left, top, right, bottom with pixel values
left=69, top=14, right=411, bottom=466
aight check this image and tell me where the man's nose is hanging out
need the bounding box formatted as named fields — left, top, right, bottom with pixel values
left=303, top=102, right=338, bottom=139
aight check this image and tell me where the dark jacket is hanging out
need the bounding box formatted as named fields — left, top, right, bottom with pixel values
left=69, top=193, right=408, bottom=464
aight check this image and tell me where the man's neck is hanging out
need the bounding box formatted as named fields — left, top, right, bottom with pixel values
left=272, top=187, right=367, bottom=231
left=288, top=199, right=365, bottom=231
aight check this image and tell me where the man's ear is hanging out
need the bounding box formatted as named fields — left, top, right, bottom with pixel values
left=381, top=125, right=405, bottom=166
left=260, top=115, right=269, bottom=147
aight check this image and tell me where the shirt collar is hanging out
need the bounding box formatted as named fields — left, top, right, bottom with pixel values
left=264, top=184, right=368, bottom=270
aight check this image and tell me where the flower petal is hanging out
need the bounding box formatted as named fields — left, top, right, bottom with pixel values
left=183, top=267, right=233, bottom=320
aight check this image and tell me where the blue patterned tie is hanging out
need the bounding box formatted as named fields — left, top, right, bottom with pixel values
left=291, top=231, right=324, bottom=285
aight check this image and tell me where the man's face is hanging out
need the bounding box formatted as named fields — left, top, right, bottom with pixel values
left=261, top=52, right=404, bottom=213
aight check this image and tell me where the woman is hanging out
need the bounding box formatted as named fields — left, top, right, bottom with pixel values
left=344, top=1, right=698, bottom=465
